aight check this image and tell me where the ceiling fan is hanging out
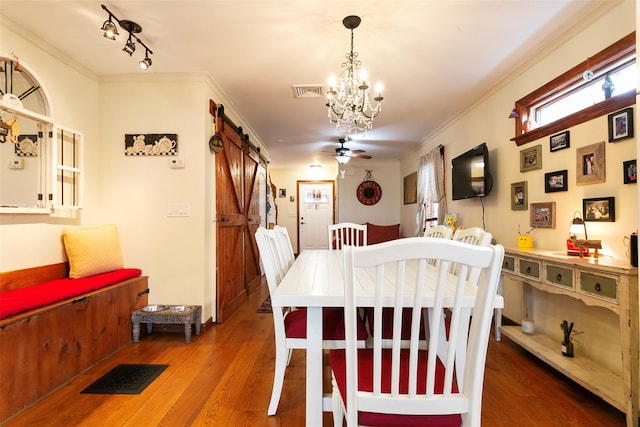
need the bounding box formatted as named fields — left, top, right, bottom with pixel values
left=333, top=138, right=371, bottom=164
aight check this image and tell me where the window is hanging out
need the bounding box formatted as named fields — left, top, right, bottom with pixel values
left=0, top=56, right=83, bottom=215
left=52, top=125, right=84, bottom=211
left=512, top=32, right=636, bottom=146
left=417, top=146, right=445, bottom=234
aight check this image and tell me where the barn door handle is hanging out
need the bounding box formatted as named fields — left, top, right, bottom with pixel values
left=219, top=217, right=230, bottom=222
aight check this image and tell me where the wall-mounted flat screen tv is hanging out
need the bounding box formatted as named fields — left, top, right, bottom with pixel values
left=451, top=142, right=493, bottom=200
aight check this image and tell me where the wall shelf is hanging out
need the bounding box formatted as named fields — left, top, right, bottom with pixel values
left=501, top=326, right=623, bottom=410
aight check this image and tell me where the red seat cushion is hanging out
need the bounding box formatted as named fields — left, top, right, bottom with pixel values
left=284, top=307, right=368, bottom=340
left=0, top=268, right=142, bottom=320
left=366, top=307, right=426, bottom=340
left=329, top=348, right=462, bottom=427
left=366, top=307, right=451, bottom=340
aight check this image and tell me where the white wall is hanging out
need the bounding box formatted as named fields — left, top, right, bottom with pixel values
left=399, top=1, right=637, bottom=375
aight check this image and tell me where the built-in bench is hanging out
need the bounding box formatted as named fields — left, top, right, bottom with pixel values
left=0, top=262, right=149, bottom=423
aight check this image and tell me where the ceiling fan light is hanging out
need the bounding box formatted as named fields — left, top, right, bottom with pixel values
left=336, top=155, right=350, bottom=164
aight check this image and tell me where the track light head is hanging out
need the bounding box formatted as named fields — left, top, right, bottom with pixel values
left=101, top=18, right=118, bottom=40
left=139, top=51, right=152, bottom=70
left=123, top=35, right=136, bottom=56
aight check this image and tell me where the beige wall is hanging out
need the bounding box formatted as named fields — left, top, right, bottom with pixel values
left=336, top=161, right=402, bottom=227
left=399, top=1, right=637, bottom=374
left=270, top=160, right=402, bottom=252
left=0, top=22, right=100, bottom=269
left=0, top=24, right=267, bottom=323
left=269, top=164, right=338, bottom=252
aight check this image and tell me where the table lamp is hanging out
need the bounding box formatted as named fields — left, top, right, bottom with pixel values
left=568, top=211, right=601, bottom=258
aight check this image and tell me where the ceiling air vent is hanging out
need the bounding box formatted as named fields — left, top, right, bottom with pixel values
left=292, top=85, right=324, bottom=98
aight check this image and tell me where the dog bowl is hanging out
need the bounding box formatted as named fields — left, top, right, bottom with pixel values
left=141, top=305, right=168, bottom=312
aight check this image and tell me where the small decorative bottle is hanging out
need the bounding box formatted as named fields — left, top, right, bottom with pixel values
left=560, top=320, right=574, bottom=357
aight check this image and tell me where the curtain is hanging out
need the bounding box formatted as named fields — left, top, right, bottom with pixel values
left=415, top=146, right=446, bottom=236
left=433, top=146, right=447, bottom=223
left=415, top=155, right=429, bottom=236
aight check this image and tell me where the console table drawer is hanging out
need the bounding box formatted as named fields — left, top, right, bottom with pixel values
left=518, top=259, right=541, bottom=280
left=502, top=255, right=516, bottom=272
left=579, top=271, right=618, bottom=301
left=545, top=264, right=574, bottom=289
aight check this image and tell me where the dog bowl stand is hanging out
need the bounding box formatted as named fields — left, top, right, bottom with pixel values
left=132, top=305, right=202, bottom=344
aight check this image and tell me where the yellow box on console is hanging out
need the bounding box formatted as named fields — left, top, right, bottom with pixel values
left=518, top=235, right=532, bottom=248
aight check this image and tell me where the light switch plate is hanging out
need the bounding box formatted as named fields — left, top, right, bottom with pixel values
left=170, top=158, right=185, bottom=168
left=7, top=159, right=23, bottom=169
left=167, top=203, right=191, bottom=217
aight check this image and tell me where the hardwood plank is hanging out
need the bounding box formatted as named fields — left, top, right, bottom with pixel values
left=4, top=279, right=626, bottom=427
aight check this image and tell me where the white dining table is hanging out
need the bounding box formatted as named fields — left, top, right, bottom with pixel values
left=271, top=249, right=504, bottom=426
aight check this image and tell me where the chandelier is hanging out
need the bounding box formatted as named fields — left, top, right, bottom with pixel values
left=326, top=16, right=383, bottom=135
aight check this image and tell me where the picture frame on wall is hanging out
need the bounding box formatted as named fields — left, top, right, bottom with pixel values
left=608, top=107, right=634, bottom=142
left=403, top=171, right=417, bottom=204
left=544, top=170, right=568, bottom=193
left=576, top=141, right=605, bottom=185
left=530, top=202, right=556, bottom=228
left=549, top=131, right=570, bottom=152
left=520, top=144, right=542, bottom=172
left=583, top=197, right=615, bottom=222
left=510, top=181, right=528, bottom=210
left=623, top=159, right=637, bottom=184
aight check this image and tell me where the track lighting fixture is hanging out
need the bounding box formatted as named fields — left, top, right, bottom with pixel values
left=100, top=4, right=153, bottom=70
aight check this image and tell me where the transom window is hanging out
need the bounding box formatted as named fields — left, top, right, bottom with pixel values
left=537, top=59, right=636, bottom=126
left=512, top=32, right=636, bottom=146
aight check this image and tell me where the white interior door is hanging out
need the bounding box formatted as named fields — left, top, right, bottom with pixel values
left=298, top=181, right=334, bottom=252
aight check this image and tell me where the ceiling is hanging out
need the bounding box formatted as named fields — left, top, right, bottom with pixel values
left=0, top=1, right=607, bottom=168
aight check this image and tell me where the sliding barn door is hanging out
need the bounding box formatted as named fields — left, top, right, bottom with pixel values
left=215, top=107, right=263, bottom=322
left=244, top=146, right=263, bottom=295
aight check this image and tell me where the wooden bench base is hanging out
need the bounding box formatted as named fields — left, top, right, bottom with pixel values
left=0, top=263, right=149, bottom=423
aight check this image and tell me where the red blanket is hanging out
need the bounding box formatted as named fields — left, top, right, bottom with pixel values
left=0, top=268, right=142, bottom=320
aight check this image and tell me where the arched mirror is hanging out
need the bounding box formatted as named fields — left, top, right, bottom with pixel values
left=0, top=54, right=83, bottom=214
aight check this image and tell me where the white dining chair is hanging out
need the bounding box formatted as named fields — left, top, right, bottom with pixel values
left=366, top=224, right=453, bottom=348
left=328, top=222, right=367, bottom=250
left=449, top=227, right=504, bottom=341
left=329, top=237, right=504, bottom=427
left=423, top=224, right=453, bottom=239
left=254, top=227, right=368, bottom=416
left=273, top=225, right=295, bottom=270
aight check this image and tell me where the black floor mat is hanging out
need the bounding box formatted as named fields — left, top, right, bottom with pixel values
left=81, top=364, right=168, bottom=395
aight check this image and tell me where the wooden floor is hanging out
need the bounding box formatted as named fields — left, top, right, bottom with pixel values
left=5, top=280, right=626, bottom=427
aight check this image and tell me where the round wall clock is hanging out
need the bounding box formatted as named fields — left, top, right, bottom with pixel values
left=357, top=180, right=382, bottom=205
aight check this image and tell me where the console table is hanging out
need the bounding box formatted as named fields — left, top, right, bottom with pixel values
left=500, top=247, right=638, bottom=427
